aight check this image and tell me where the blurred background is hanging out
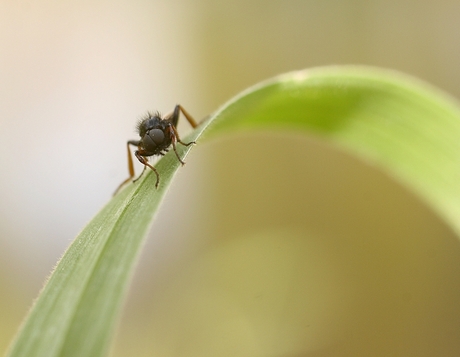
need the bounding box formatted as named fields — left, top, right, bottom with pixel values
left=1, top=1, right=460, bottom=356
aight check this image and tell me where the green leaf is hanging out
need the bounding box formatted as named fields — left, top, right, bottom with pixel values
left=7, top=66, right=460, bottom=356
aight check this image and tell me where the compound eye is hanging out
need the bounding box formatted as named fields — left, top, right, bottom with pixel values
left=148, top=128, right=165, bottom=145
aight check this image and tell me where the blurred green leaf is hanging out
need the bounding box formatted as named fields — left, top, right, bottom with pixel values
left=7, top=66, right=460, bottom=356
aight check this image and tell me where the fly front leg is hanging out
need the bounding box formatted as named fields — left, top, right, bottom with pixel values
left=171, top=123, right=196, bottom=147
left=135, top=151, right=160, bottom=188
left=168, top=124, right=193, bottom=165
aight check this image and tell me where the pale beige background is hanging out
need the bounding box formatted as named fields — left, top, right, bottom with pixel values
left=1, top=1, right=460, bottom=356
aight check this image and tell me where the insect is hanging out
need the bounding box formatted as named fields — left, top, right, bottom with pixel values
left=114, top=104, right=198, bottom=195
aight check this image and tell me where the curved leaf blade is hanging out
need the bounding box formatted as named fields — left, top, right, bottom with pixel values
left=205, top=67, right=460, bottom=233
left=7, top=66, right=460, bottom=357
